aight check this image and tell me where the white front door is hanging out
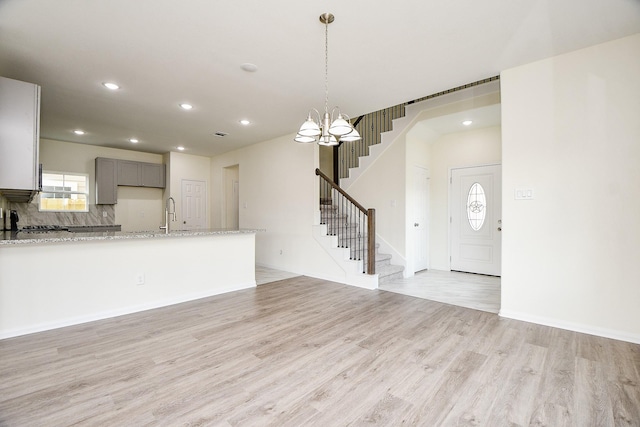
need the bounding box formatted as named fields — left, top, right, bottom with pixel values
left=413, top=165, right=430, bottom=272
left=450, top=165, right=501, bottom=276
left=181, top=179, right=207, bottom=230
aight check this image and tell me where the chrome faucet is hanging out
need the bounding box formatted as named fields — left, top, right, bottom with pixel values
left=160, top=197, right=177, bottom=234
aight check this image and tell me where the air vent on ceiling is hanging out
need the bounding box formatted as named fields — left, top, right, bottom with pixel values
left=214, top=132, right=228, bottom=138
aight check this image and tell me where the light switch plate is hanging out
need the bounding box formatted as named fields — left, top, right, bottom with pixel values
left=515, top=188, right=534, bottom=200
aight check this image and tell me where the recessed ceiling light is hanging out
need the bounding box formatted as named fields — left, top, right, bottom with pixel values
left=102, top=82, right=119, bottom=90
left=179, top=103, right=193, bottom=110
left=129, top=138, right=139, bottom=143
left=239, top=119, right=251, bottom=126
left=177, top=146, right=185, bottom=151
left=462, top=120, right=473, bottom=126
left=73, top=129, right=85, bottom=135
left=240, top=63, right=258, bottom=72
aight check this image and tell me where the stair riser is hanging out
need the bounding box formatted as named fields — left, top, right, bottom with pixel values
left=378, top=272, right=404, bottom=285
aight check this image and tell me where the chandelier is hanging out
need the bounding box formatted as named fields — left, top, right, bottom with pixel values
left=294, top=13, right=361, bottom=146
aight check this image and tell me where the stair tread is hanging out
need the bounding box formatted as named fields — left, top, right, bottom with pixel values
left=376, top=264, right=404, bottom=276
left=376, top=252, right=391, bottom=260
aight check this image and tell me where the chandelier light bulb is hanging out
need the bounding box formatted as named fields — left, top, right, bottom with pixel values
left=295, top=134, right=316, bottom=143
left=298, top=114, right=322, bottom=137
left=328, top=112, right=352, bottom=136
left=318, top=135, right=339, bottom=146
left=340, top=127, right=361, bottom=142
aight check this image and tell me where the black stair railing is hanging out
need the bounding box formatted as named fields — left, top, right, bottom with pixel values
left=337, top=104, right=406, bottom=182
left=335, top=76, right=500, bottom=182
left=316, top=168, right=376, bottom=275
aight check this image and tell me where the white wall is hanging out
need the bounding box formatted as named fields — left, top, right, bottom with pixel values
left=40, top=139, right=164, bottom=231
left=116, top=187, right=165, bottom=231
left=210, top=134, right=347, bottom=281
left=428, top=126, right=502, bottom=270
left=347, top=130, right=407, bottom=260
left=501, top=34, right=640, bottom=343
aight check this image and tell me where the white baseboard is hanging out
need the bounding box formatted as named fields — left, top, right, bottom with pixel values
left=0, top=281, right=256, bottom=340
left=499, top=309, right=640, bottom=344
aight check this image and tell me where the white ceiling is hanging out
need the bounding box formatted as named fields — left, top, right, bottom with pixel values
left=411, top=104, right=503, bottom=141
left=1, top=0, right=638, bottom=157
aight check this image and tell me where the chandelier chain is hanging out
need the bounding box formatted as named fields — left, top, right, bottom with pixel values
left=324, top=18, right=329, bottom=114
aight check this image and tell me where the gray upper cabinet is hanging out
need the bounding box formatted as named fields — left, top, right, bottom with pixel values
left=95, top=157, right=118, bottom=204
left=140, top=163, right=165, bottom=188
left=117, top=160, right=141, bottom=186
left=96, top=157, right=165, bottom=204
left=117, top=160, right=165, bottom=188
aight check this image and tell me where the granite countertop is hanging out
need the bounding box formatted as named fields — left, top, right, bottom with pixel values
left=0, top=229, right=260, bottom=246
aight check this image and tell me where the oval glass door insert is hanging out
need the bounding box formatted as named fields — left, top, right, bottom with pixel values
left=467, top=182, right=486, bottom=231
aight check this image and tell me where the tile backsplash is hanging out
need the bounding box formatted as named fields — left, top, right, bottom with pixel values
left=10, top=200, right=115, bottom=227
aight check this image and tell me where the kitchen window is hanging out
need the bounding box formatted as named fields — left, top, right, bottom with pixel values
left=39, top=172, right=89, bottom=212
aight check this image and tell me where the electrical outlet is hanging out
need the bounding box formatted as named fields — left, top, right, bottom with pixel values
left=136, top=274, right=145, bottom=285
left=102, top=211, right=108, bottom=218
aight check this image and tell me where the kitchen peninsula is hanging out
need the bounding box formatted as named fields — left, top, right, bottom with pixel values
left=0, top=229, right=258, bottom=339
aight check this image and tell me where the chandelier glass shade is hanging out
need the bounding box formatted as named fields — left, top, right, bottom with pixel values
left=295, top=13, right=361, bottom=146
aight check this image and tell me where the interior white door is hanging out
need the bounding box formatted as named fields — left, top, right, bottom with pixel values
left=450, top=164, right=501, bottom=276
left=181, top=179, right=207, bottom=230
left=413, top=166, right=430, bottom=272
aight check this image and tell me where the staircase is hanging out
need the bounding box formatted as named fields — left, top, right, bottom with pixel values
left=316, top=78, right=501, bottom=289
left=319, top=203, right=404, bottom=286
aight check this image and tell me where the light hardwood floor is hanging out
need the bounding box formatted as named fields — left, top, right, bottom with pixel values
left=1, top=276, right=638, bottom=426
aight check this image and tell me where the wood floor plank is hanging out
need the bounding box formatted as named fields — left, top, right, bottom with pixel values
left=437, top=326, right=525, bottom=426
left=526, top=328, right=577, bottom=426
left=404, top=350, right=488, bottom=426
left=575, top=357, right=615, bottom=426
left=484, top=342, right=548, bottom=426
left=0, top=277, right=639, bottom=426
